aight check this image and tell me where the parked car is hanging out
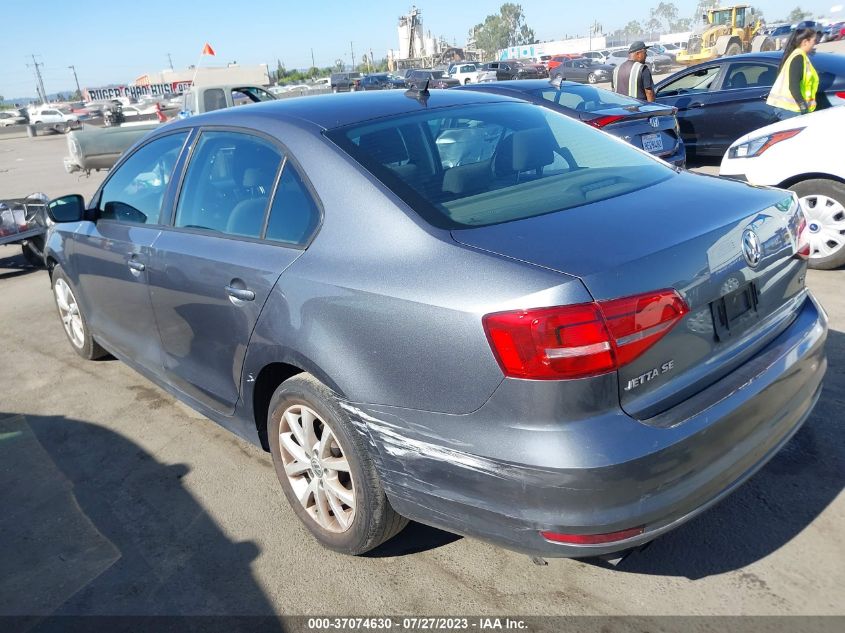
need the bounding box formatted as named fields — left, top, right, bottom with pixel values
left=821, top=21, right=845, bottom=42
left=29, top=107, right=81, bottom=133
left=582, top=51, right=609, bottom=64
left=405, top=69, right=460, bottom=89
left=447, top=62, right=483, bottom=85
left=606, top=49, right=673, bottom=74
left=547, top=54, right=583, bottom=72
left=359, top=74, right=393, bottom=90
left=550, top=58, right=614, bottom=84
left=456, top=79, right=685, bottom=166
left=516, top=59, right=549, bottom=78
left=479, top=60, right=540, bottom=81
left=0, top=111, right=27, bottom=126
left=654, top=52, right=845, bottom=158
left=721, top=106, right=845, bottom=269
left=329, top=72, right=362, bottom=93
left=43, top=89, right=826, bottom=560
left=767, top=24, right=794, bottom=49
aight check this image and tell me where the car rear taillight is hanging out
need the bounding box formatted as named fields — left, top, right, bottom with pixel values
left=836, top=91, right=845, bottom=100
left=796, top=214, right=811, bottom=259
left=588, top=114, right=626, bottom=128
left=540, top=526, right=645, bottom=545
left=483, top=289, right=688, bottom=380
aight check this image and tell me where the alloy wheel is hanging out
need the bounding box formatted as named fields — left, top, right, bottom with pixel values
left=54, top=278, right=85, bottom=349
left=801, top=194, right=845, bottom=260
left=278, top=404, right=355, bottom=532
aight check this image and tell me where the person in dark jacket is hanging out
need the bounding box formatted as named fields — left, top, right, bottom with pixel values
left=611, top=41, right=655, bottom=102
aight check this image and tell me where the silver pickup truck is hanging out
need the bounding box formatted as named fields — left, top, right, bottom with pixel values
left=64, top=84, right=276, bottom=175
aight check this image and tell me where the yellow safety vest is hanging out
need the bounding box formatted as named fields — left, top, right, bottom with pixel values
left=767, top=49, right=819, bottom=113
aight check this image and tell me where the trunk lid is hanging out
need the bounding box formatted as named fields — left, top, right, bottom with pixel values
left=582, top=105, right=681, bottom=159
left=451, top=171, right=806, bottom=420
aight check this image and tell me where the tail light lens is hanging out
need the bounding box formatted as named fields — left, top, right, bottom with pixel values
left=796, top=214, right=811, bottom=259
left=588, top=114, right=626, bottom=128
left=483, top=290, right=688, bottom=380
left=836, top=91, right=845, bottom=100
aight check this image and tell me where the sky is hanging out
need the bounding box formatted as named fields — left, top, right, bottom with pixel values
left=1, top=0, right=839, bottom=100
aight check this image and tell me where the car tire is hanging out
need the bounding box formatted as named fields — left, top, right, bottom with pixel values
left=789, top=179, right=845, bottom=270
left=725, top=42, right=742, bottom=57
left=51, top=265, right=108, bottom=359
left=587, top=73, right=597, bottom=84
left=21, top=238, right=44, bottom=267
left=267, top=373, right=408, bottom=555
left=464, top=78, right=471, bottom=85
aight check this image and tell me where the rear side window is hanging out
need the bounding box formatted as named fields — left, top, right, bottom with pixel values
left=265, top=162, right=320, bottom=245
left=203, top=88, right=227, bottom=112
left=175, top=131, right=282, bottom=237
left=328, top=102, right=671, bottom=229
left=534, top=85, right=642, bottom=111
left=99, top=132, right=188, bottom=225
left=723, top=63, right=777, bottom=89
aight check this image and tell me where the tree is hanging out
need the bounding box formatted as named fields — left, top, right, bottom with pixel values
left=623, top=20, right=644, bottom=36
left=471, top=3, right=536, bottom=59
left=650, top=2, right=679, bottom=30
left=787, top=7, right=811, bottom=22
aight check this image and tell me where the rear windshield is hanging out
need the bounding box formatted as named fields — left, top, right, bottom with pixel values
left=327, top=102, right=672, bottom=229
left=530, top=84, right=642, bottom=111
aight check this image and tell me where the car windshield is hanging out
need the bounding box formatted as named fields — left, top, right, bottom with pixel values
left=530, top=84, right=642, bottom=110
left=327, top=102, right=672, bottom=229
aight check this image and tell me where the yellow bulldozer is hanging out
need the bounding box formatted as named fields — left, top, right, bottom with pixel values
left=677, top=4, right=775, bottom=65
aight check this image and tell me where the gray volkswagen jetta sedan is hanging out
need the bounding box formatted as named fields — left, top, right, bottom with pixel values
left=44, top=89, right=827, bottom=559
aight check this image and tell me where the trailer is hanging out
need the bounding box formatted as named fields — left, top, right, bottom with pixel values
left=0, top=194, right=49, bottom=266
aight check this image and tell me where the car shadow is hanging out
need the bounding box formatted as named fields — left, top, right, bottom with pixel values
left=588, top=328, right=845, bottom=579
left=0, top=249, right=43, bottom=280
left=365, top=520, right=463, bottom=558
left=0, top=412, right=283, bottom=624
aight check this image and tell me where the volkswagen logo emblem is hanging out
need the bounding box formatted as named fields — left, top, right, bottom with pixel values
left=649, top=116, right=660, bottom=128
left=742, top=229, right=762, bottom=268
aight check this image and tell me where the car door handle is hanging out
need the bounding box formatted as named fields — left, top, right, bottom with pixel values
left=225, top=285, right=255, bottom=302
left=127, top=260, right=145, bottom=272
left=760, top=92, right=769, bottom=99
left=688, top=102, right=704, bottom=108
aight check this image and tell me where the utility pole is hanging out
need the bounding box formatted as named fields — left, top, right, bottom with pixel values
left=311, top=48, right=316, bottom=71
left=350, top=41, right=355, bottom=72
left=167, top=53, right=174, bottom=70
left=28, top=55, right=48, bottom=104
left=68, top=65, right=81, bottom=99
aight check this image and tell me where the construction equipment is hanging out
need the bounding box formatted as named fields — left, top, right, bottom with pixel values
left=677, top=5, right=774, bottom=65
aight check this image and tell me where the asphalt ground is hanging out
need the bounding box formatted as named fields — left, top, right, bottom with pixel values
left=0, top=94, right=843, bottom=624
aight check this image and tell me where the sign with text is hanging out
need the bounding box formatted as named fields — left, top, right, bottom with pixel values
left=84, top=82, right=192, bottom=101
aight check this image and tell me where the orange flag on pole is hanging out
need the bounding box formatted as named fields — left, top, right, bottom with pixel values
left=202, top=43, right=215, bottom=56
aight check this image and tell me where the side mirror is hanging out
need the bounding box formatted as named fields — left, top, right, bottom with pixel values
left=47, top=194, right=85, bottom=223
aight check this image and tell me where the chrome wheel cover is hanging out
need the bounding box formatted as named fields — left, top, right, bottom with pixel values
left=54, top=278, right=85, bottom=349
left=278, top=404, right=355, bottom=533
left=801, top=194, right=845, bottom=260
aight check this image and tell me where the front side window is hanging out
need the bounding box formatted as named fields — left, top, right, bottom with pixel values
left=99, top=132, right=189, bottom=225
left=328, top=102, right=672, bottom=229
left=174, top=131, right=282, bottom=237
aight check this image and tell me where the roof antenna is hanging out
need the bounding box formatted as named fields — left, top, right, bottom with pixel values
left=404, top=78, right=430, bottom=105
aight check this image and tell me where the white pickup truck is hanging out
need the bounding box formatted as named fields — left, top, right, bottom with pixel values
left=64, top=84, right=276, bottom=174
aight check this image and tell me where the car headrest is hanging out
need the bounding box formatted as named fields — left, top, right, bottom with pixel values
left=495, top=128, right=556, bottom=176
left=442, top=161, right=492, bottom=196
left=731, top=73, right=748, bottom=89
left=357, top=127, right=409, bottom=165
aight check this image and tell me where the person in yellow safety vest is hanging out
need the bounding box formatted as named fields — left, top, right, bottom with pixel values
left=611, top=41, right=656, bottom=102
left=767, top=27, right=827, bottom=115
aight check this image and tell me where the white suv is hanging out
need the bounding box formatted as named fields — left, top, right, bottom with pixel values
left=448, top=62, right=482, bottom=85
left=30, top=107, right=80, bottom=132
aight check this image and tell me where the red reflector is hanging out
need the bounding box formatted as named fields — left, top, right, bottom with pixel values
left=588, top=114, right=626, bottom=128
left=483, top=290, right=688, bottom=380
left=836, top=92, right=845, bottom=100
left=540, top=526, right=645, bottom=545
left=796, top=215, right=811, bottom=259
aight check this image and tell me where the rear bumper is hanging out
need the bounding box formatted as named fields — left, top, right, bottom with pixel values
left=351, top=292, right=827, bottom=557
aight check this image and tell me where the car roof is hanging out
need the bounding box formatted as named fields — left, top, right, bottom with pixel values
left=177, top=89, right=520, bottom=131
left=455, top=79, right=579, bottom=92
